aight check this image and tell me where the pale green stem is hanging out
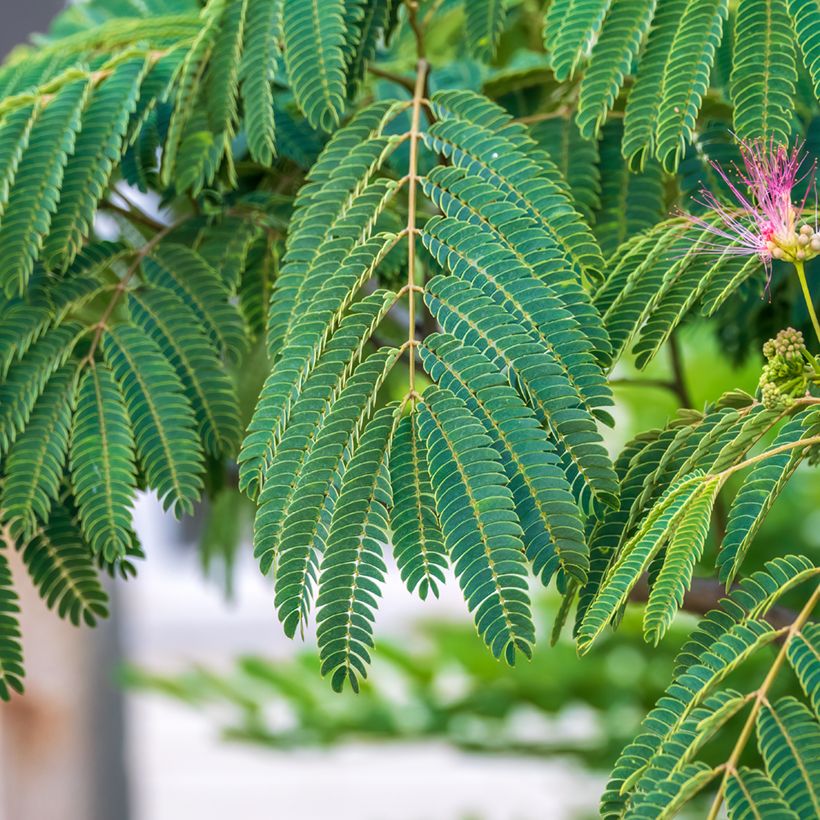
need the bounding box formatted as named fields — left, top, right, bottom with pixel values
left=794, top=260, right=820, bottom=346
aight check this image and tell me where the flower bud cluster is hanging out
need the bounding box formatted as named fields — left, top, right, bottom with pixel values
left=766, top=222, right=820, bottom=263
left=759, top=328, right=810, bottom=409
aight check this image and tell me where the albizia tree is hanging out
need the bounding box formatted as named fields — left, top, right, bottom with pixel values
left=0, top=0, right=818, bottom=816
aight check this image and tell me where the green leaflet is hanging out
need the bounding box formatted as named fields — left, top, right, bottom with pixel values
left=655, top=0, right=729, bottom=172
left=239, top=0, right=279, bottom=164
left=43, top=56, right=147, bottom=270
left=420, top=332, right=587, bottom=584
left=421, top=165, right=612, bottom=367
left=241, top=236, right=397, bottom=497
left=283, top=0, right=347, bottom=131
left=0, top=548, right=23, bottom=701
left=250, top=290, right=397, bottom=574
left=0, top=78, right=88, bottom=296
left=21, top=503, right=109, bottom=627
left=788, top=623, right=820, bottom=716
left=421, top=215, right=614, bottom=422
left=625, top=763, right=717, bottom=819
left=160, top=0, right=224, bottom=187
left=102, top=324, right=204, bottom=517
left=603, top=619, right=779, bottom=815
left=71, top=363, right=138, bottom=561
left=643, top=478, right=720, bottom=645
left=464, top=0, right=507, bottom=62
left=316, top=403, right=399, bottom=692
left=577, top=472, right=705, bottom=654
left=757, top=697, right=820, bottom=819
left=425, top=90, right=604, bottom=279
left=788, top=0, right=820, bottom=99
left=674, top=555, right=817, bottom=676
left=424, top=274, right=619, bottom=509
left=725, top=767, right=799, bottom=820
left=594, top=121, right=665, bottom=257
left=576, top=0, right=657, bottom=140
left=206, top=0, right=247, bottom=138
left=270, top=123, right=403, bottom=354
left=621, top=0, right=688, bottom=168
left=260, top=347, right=400, bottom=638
left=389, top=413, right=448, bottom=600
left=142, top=242, right=248, bottom=364
left=1, top=367, right=74, bottom=540
left=0, top=321, right=82, bottom=457
left=418, top=386, right=535, bottom=664
left=345, top=0, right=392, bottom=97
left=267, top=123, right=401, bottom=357
left=529, top=117, right=601, bottom=224
left=0, top=102, right=41, bottom=216
left=549, top=0, right=612, bottom=81
left=128, top=288, right=242, bottom=458
left=731, top=0, right=797, bottom=143
left=0, top=300, right=51, bottom=379
left=718, top=412, right=811, bottom=586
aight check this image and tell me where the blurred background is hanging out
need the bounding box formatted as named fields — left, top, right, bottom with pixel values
left=1, top=3, right=819, bottom=820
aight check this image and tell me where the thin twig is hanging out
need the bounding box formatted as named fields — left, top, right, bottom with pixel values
left=705, top=584, right=820, bottom=820
left=713, top=435, right=820, bottom=480
left=101, top=199, right=165, bottom=232
left=668, top=333, right=693, bottom=408
left=404, top=0, right=426, bottom=58
left=367, top=64, right=415, bottom=94
left=82, top=220, right=181, bottom=365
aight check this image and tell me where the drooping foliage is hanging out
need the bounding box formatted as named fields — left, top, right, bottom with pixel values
left=0, top=0, right=818, bottom=815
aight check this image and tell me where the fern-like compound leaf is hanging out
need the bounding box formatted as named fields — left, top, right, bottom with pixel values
left=264, top=347, right=400, bottom=638
left=241, top=237, right=397, bottom=497
left=420, top=332, right=587, bottom=584
left=1, top=367, right=74, bottom=540
left=577, top=472, right=705, bottom=654
left=142, top=243, right=248, bottom=364
left=643, top=478, right=719, bottom=645
left=464, top=0, right=507, bottom=62
left=128, top=289, right=242, bottom=458
left=418, top=386, right=535, bottom=664
left=756, top=696, right=820, bottom=819
left=389, top=412, right=448, bottom=600
left=21, top=503, right=109, bottom=627
left=549, top=0, right=612, bottom=82
left=788, top=0, right=820, bottom=99
left=725, top=767, right=799, bottom=820
left=316, top=403, right=399, bottom=692
left=576, top=0, right=657, bottom=140
left=0, top=78, right=88, bottom=295
left=424, top=275, right=619, bottom=509
left=718, top=412, right=811, bottom=586
left=655, top=0, right=729, bottom=172
left=620, top=0, right=687, bottom=167
left=102, top=324, right=204, bottom=516
left=788, top=623, right=820, bottom=716
left=239, top=0, right=279, bottom=164
left=71, top=363, right=138, bottom=561
left=0, top=321, right=82, bottom=457
left=731, top=0, right=797, bottom=143
left=0, top=548, right=24, bottom=701
left=283, top=0, right=347, bottom=131
left=43, top=56, right=147, bottom=270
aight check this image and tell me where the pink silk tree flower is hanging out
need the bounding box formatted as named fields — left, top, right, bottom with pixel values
left=683, top=137, right=820, bottom=278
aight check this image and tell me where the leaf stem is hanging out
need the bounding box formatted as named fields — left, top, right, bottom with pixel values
left=713, top=434, right=820, bottom=480
left=405, top=57, right=428, bottom=402
left=705, top=583, right=820, bottom=820
left=794, top=260, right=820, bottom=346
